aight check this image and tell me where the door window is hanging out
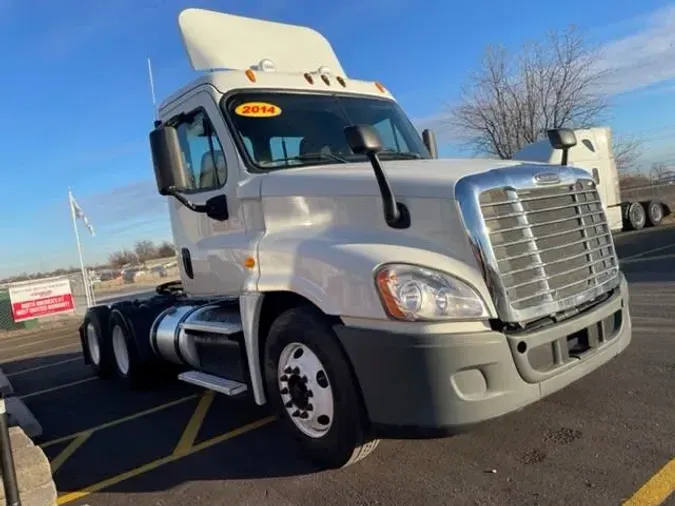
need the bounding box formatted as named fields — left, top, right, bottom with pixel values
left=175, top=110, right=227, bottom=191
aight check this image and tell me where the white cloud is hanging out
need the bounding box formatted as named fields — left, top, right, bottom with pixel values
left=596, top=3, right=675, bottom=95
left=411, top=4, right=675, bottom=146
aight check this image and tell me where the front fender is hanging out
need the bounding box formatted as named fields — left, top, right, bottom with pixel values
left=256, top=233, right=497, bottom=320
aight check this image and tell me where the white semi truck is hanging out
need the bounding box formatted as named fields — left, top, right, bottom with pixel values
left=79, top=8, right=633, bottom=469
left=514, top=127, right=671, bottom=232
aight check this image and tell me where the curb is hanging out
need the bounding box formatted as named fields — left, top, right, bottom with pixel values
left=6, top=396, right=43, bottom=438
left=0, top=369, right=55, bottom=505
left=0, top=427, right=57, bottom=506
left=0, top=368, right=14, bottom=396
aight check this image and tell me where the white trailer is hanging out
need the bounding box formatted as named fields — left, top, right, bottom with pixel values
left=79, top=8, right=632, bottom=469
left=513, top=126, right=671, bottom=232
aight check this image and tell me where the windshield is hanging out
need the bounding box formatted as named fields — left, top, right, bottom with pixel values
left=222, top=91, right=430, bottom=170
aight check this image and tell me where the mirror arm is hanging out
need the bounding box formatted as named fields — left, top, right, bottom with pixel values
left=167, top=188, right=207, bottom=213
left=367, top=152, right=408, bottom=228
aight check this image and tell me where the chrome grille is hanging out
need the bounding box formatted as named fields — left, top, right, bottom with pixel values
left=455, top=166, right=620, bottom=324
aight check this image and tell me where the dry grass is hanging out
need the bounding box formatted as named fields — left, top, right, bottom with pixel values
left=0, top=315, right=80, bottom=339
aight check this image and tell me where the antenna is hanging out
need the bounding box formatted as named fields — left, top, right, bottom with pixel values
left=147, top=57, right=158, bottom=122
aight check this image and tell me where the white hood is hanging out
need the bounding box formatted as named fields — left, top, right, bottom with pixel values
left=259, top=158, right=527, bottom=198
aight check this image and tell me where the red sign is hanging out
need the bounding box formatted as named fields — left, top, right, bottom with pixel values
left=8, top=278, right=75, bottom=322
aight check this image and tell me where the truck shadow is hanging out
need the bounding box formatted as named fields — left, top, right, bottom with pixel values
left=2, top=352, right=332, bottom=497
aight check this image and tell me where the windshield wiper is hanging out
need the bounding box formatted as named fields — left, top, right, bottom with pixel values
left=279, top=152, right=349, bottom=164
left=378, top=150, right=423, bottom=160
left=297, top=152, right=348, bottom=163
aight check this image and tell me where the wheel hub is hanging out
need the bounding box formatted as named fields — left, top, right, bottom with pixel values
left=652, top=205, right=662, bottom=221
left=631, top=205, right=645, bottom=225
left=277, top=342, right=334, bottom=438
left=287, top=374, right=311, bottom=410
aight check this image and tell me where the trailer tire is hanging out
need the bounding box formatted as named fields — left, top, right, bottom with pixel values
left=81, top=306, right=114, bottom=378
left=263, top=305, right=379, bottom=469
left=109, top=304, right=167, bottom=390
left=624, top=201, right=646, bottom=231
left=644, top=200, right=664, bottom=227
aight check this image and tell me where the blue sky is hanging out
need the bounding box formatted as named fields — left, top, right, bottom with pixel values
left=3, top=0, right=675, bottom=278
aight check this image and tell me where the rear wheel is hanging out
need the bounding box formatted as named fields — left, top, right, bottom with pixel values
left=112, top=323, right=131, bottom=378
left=109, top=306, right=160, bottom=389
left=625, top=201, right=646, bottom=231
left=645, top=200, right=664, bottom=227
left=81, top=306, right=114, bottom=378
left=263, top=306, right=379, bottom=469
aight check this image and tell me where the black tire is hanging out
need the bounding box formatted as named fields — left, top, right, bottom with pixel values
left=81, top=306, right=114, bottom=378
left=108, top=303, right=168, bottom=390
left=263, top=305, right=379, bottom=469
left=644, top=200, right=664, bottom=227
left=624, top=201, right=646, bottom=231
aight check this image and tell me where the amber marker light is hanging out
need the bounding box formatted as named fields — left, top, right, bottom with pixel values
left=245, top=69, right=257, bottom=82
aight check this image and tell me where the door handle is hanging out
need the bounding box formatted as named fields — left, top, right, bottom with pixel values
left=181, top=248, right=194, bottom=279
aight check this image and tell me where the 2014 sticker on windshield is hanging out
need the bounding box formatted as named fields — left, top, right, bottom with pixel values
left=234, top=102, right=282, bottom=118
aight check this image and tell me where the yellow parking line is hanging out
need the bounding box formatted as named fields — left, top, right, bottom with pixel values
left=41, top=394, right=199, bottom=449
left=50, top=431, right=93, bottom=474
left=6, top=357, right=82, bottom=378
left=623, top=459, right=675, bottom=506
left=56, top=415, right=277, bottom=505
left=173, top=391, right=215, bottom=457
left=19, top=377, right=98, bottom=400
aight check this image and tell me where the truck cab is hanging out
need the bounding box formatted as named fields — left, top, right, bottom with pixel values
left=513, top=127, right=670, bottom=231
left=80, top=8, right=632, bottom=470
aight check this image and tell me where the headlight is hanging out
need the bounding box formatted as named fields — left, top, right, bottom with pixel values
left=374, top=264, right=489, bottom=321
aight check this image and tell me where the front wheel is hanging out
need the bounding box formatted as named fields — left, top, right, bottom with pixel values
left=263, top=306, right=379, bottom=469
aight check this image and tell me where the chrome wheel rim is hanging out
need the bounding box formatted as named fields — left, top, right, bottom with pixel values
left=631, top=205, right=645, bottom=227
left=277, top=342, right=334, bottom=439
left=86, top=322, right=101, bottom=366
left=651, top=204, right=663, bottom=222
left=112, top=325, right=130, bottom=375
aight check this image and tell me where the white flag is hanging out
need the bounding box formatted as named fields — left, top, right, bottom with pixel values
left=69, top=192, right=95, bottom=237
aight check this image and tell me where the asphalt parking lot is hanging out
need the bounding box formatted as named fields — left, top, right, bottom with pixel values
left=1, top=225, right=674, bottom=506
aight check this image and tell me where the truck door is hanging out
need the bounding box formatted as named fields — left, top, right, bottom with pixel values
left=164, top=90, right=249, bottom=297
left=570, top=135, right=623, bottom=231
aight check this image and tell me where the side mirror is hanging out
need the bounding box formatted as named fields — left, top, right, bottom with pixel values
left=149, top=126, right=189, bottom=195
left=343, top=124, right=410, bottom=229
left=344, top=125, right=383, bottom=154
left=546, top=128, right=577, bottom=166
left=422, top=129, right=438, bottom=158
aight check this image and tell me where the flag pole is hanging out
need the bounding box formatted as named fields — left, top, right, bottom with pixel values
left=69, top=188, right=92, bottom=308
left=147, top=57, right=158, bottom=121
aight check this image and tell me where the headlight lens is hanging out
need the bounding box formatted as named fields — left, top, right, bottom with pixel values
left=375, top=264, right=489, bottom=321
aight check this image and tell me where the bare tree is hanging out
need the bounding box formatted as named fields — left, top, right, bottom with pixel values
left=108, top=249, right=137, bottom=268
left=649, top=163, right=672, bottom=182
left=448, top=26, right=610, bottom=159
left=613, top=134, right=643, bottom=174
left=157, top=241, right=176, bottom=258
left=134, top=240, right=158, bottom=263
